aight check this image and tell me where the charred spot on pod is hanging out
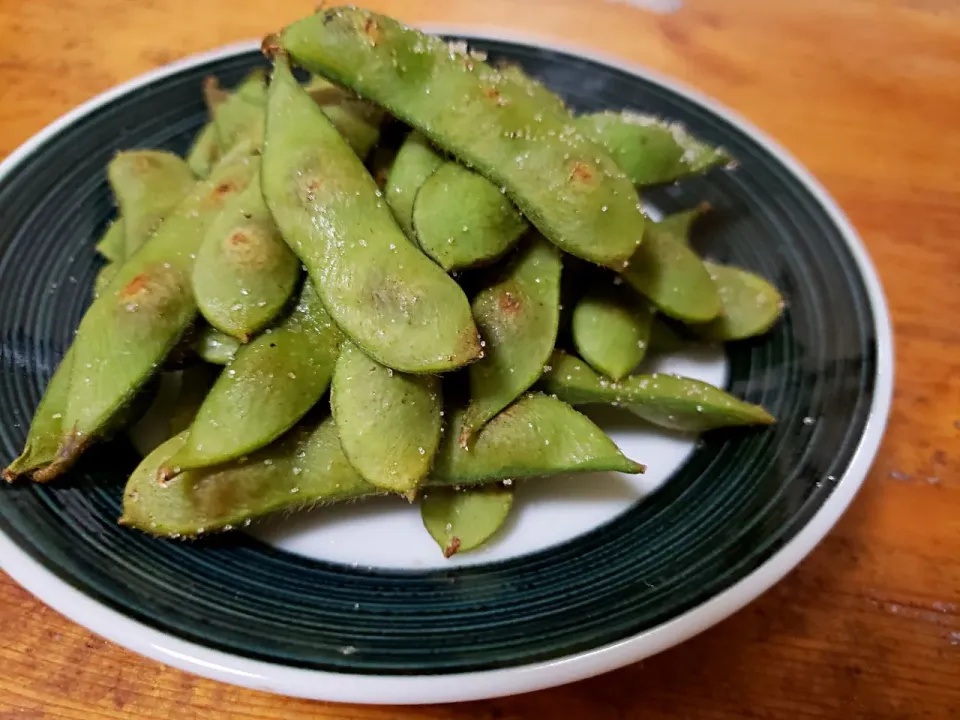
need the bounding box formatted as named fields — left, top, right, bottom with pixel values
left=117, top=263, right=186, bottom=315
left=569, top=160, right=594, bottom=183
left=221, top=225, right=279, bottom=270
left=482, top=86, right=508, bottom=107
left=443, top=536, right=461, bottom=558
left=363, top=17, right=381, bottom=46
left=498, top=290, right=522, bottom=317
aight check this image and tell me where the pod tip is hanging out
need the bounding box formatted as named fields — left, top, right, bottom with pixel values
left=261, top=34, right=284, bottom=59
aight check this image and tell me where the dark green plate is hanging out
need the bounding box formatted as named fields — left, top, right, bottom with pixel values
left=0, top=34, right=892, bottom=704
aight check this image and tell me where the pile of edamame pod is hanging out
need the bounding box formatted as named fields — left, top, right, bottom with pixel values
left=4, top=7, right=784, bottom=557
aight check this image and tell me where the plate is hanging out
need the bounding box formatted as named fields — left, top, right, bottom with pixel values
left=0, top=30, right=892, bottom=704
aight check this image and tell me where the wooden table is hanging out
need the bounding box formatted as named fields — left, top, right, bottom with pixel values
left=1, top=0, right=958, bottom=717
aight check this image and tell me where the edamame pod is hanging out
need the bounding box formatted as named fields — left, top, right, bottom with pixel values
left=541, top=350, right=775, bottom=432
left=160, top=282, right=342, bottom=478
left=571, top=286, right=653, bottom=380
left=305, top=75, right=384, bottom=159
left=412, top=162, right=529, bottom=271
left=331, top=340, right=442, bottom=497
left=384, top=132, right=443, bottom=240
left=276, top=9, right=646, bottom=269
left=44, top=151, right=260, bottom=481
left=193, top=174, right=299, bottom=341
left=662, top=206, right=785, bottom=340
left=3, top=348, right=73, bottom=482
left=122, top=418, right=378, bottom=538
left=107, top=150, right=196, bottom=257
left=186, top=123, right=221, bottom=178
left=496, top=63, right=567, bottom=115
left=577, top=112, right=733, bottom=186
left=698, top=261, right=785, bottom=340
left=191, top=324, right=241, bottom=365
left=459, top=235, right=561, bottom=446
left=420, top=485, right=513, bottom=557
left=95, top=219, right=125, bottom=263
left=212, top=69, right=267, bottom=153
left=262, top=56, right=481, bottom=373
left=436, top=392, right=644, bottom=484
left=122, top=393, right=641, bottom=538
left=621, top=214, right=721, bottom=323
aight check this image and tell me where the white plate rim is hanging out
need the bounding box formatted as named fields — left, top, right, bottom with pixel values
left=0, top=28, right=894, bottom=705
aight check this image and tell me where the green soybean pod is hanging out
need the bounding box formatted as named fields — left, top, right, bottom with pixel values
left=3, top=348, right=74, bottom=482
left=107, top=150, right=196, bottom=257
left=571, top=286, right=653, bottom=381
left=385, top=131, right=444, bottom=240
left=277, top=9, right=645, bottom=269
left=159, top=282, right=342, bottom=479
left=186, top=123, right=221, bottom=178
left=212, top=69, right=268, bottom=153
left=262, top=56, right=481, bottom=373
left=577, top=111, right=734, bottom=186
left=331, top=340, right=442, bottom=497
left=541, top=350, right=775, bottom=432
left=305, top=75, right=385, bottom=159
left=621, top=214, right=721, bottom=323
left=435, top=392, right=644, bottom=485
left=496, top=63, right=567, bottom=115
left=43, top=150, right=260, bottom=481
left=95, top=219, right=126, bottom=263
left=122, top=418, right=378, bottom=538
left=420, top=485, right=513, bottom=557
left=412, top=161, right=529, bottom=271
left=191, top=324, right=241, bottom=365
left=662, top=206, right=785, bottom=340
left=698, top=261, right=785, bottom=340
left=459, top=235, right=562, bottom=446
left=193, top=174, right=300, bottom=342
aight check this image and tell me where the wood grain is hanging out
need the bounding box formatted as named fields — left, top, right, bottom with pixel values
left=1, top=0, right=958, bottom=717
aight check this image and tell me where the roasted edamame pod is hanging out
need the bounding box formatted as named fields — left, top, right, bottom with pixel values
left=412, top=161, right=529, bottom=271
left=459, top=235, right=562, bottom=446
left=212, top=69, right=268, bottom=154
left=331, top=340, right=442, bottom=497
left=436, top=392, right=644, bottom=484
left=186, top=123, right=221, bottom=179
left=262, top=55, right=481, bottom=373
left=662, top=206, right=785, bottom=340
left=123, top=418, right=377, bottom=538
left=159, top=282, right=342, bottom=479
left=37, top=150, right=260, bottom=481
left=305, top=75, right=385, bottom=159
left=420, top=485, right=513, bottom=557
left=122, top=392, right=642, bottom=538
left=193, top=174, right=299, bottom=341
left=572, top=285, right=653, bottom=381
left=3, top=349, right=74, bottom=482
left=577, top=111, right=734, bottom=187
left=276, top=8, right=646, bottom=269
left=107, top=150, right=196, bottom=257
left=384, top=131, right=444, bottom=240
left=621, top=213, right=721, bottom=323
left=541, top=350, right=775, bottom=432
